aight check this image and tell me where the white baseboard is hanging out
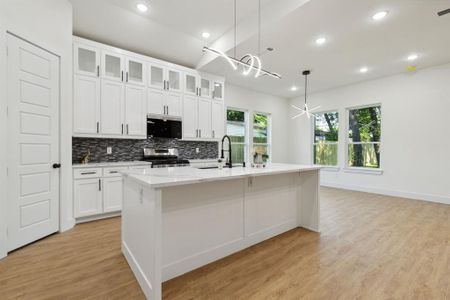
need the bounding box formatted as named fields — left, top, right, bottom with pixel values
left=75, top=212, right=121, bottom=224
left=321, top=181, right=450, bottom=205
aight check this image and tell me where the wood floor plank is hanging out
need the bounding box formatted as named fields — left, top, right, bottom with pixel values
left=0, top=187, right=449, bottom=299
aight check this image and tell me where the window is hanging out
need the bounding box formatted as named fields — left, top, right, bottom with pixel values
left=313, top=111, right=338, bottom=166
left=252, top=113, right=271, bottom=163
left=347, top=105, right=381, bottom=168
left=226, top=109, right=248, bottom=164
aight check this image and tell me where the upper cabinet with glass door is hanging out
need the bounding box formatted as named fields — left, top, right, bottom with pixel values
left=125, top=57, right=146, bottom=86
left=184, top=72, right=198, bottom=96
left=74, top=43, right=100, bottom=78
left=199, top=77, right=212, bottom=99
left=101, top=50, right=124, bottom=82
left=212, top=80, right=224, bottom=101
left=148, top=63, right=182, bottom=93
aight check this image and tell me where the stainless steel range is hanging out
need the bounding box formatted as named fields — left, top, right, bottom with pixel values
left=141, top=148, right=190, bottom=168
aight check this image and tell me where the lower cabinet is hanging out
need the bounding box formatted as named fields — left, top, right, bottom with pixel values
left=73, top=178, right=103, bottom=218
left=103, top=177, right=123, bottom=213
left=73, top=164, right=149, bottom=220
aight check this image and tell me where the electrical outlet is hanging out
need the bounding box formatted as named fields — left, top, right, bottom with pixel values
left=107, top=147, right=112, bottom=155
left=196, top=148, right=200, bottom=153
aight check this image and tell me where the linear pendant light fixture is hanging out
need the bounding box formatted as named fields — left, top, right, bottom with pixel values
left=291, top=70, right=321, bottom=119
left=202, top=0, right=281, bottom=79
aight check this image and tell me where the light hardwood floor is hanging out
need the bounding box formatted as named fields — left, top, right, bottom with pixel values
left=1, top=187, right=449, bottom=299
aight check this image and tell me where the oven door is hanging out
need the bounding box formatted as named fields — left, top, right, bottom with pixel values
left=147, top=117, right=182, bottom=139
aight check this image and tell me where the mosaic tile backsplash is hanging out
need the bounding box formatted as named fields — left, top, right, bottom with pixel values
left=72, top=137, right=219, bottom=163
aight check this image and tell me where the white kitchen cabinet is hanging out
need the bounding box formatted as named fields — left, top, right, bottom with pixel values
left=199, top=77, right=212, bottom=99
left=125, top=85, right=147, bottom=137
left=73, top=75, right=100, bottom=135
left=74, top=43, right=100, bottom=77
left=183, top=95, right=199, bottom=138
left=101, top=50, right=124, bottom=82
left=74, top=178, right=103, bottom=218
left=198, top=98, right=212, bottom=139
left=73, top=164, right=150, bottom=221
left=148, top=88, right=182, bottom=117
left=213, top=80, right=224, bottom=101
left=148, top=63, right=165, bottom=90
left=184, top=72, right=198, bottom=96
left=103, top=177, right=123, bottom=213
left=211, top=100, right=224, bottom=139
left=126, top=57, right=146, bottom=86
left=167, top=69, right=182, bottom=93
left=101, top=79, right=124, bottom=135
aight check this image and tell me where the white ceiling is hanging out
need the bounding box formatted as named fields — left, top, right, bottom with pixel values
left=70, top=0, right=450, bottom=98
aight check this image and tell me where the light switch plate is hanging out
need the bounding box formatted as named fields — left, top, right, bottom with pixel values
left=107, top=147, right=112, bottom=155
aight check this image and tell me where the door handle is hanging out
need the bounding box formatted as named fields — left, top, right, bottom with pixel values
left=52, top=163, right=61, bottom=169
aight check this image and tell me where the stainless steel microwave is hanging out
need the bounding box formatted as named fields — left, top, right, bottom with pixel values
left=147, top=115, right=182, bottom=139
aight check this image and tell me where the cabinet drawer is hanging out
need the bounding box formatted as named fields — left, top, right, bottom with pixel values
left=103, top=167, right=128, bottom=177
left=74, top=168, right=102, bottom=179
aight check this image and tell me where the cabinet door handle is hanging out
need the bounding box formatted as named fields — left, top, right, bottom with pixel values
left=166, top=105, right=169, bottom=115
left=126, top=72, right=129, bottom=82
left=163, top=80, right=166, bottom=90
left=99, top=179, right=102, bottom=191
left=97, top=65, right=100, bottom=77
left=199, top=129, right=201, bottom=138
left=109, top=171, right=119, bottom=174
left=121, top=71, right=124, bottom=82
left=212, top=130, right=215, bottom=138
left=196, top=129, right=198, bottom=138
left=96, top=121, right=99, bottom=133
left=167, top=81, right=169, bottom=90
left=121, top=124, right=124, bottom=134
left=127, top=124, right=129, bottom=134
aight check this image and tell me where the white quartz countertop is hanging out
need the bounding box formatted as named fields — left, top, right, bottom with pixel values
left=72, top=161, right=152, bottom=169
left=122, top=163, right=321, bottom=188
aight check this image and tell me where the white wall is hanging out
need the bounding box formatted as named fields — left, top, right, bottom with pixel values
left=225, top=84, right=289, bottom=163
left=0, top=0, right=73, bottom=258
left=288, top=64, right=450, bottom=204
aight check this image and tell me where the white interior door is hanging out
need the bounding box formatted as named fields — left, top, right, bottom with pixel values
left=6, top=34, right=60, bottom=251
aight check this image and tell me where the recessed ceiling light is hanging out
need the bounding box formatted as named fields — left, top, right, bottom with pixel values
left=315, top=37, right=327, bottom=45
left=359, top=67, right=369, bottom=73
left=201, top=32, right=211, bottom=39
left=291, top=86, right=298, bottom=91
left=136, top=3, right=148, bottom=12
left=407, top=54, right=419, bottom=61
left=372, top=11, right=388, bottom=21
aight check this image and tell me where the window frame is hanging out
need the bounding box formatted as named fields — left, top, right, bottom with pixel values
left=311, top=109, right=339, bottom=168
left=226, top=107, right=250, bottom=164
left=345, top=103, right=383, bottom=174
left=251, top=111, right=272, bottom=163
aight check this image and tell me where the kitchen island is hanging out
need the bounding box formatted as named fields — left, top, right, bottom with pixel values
left=121, top=164, right=321, bottom=299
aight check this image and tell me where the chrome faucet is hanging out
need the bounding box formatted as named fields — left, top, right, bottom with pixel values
left=221, top=135, right=232, bottom=168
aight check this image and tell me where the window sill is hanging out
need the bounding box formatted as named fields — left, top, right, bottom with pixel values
left=315, top=165, right=340, bottom=172
left=343, top=167, right=384, bottom=175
